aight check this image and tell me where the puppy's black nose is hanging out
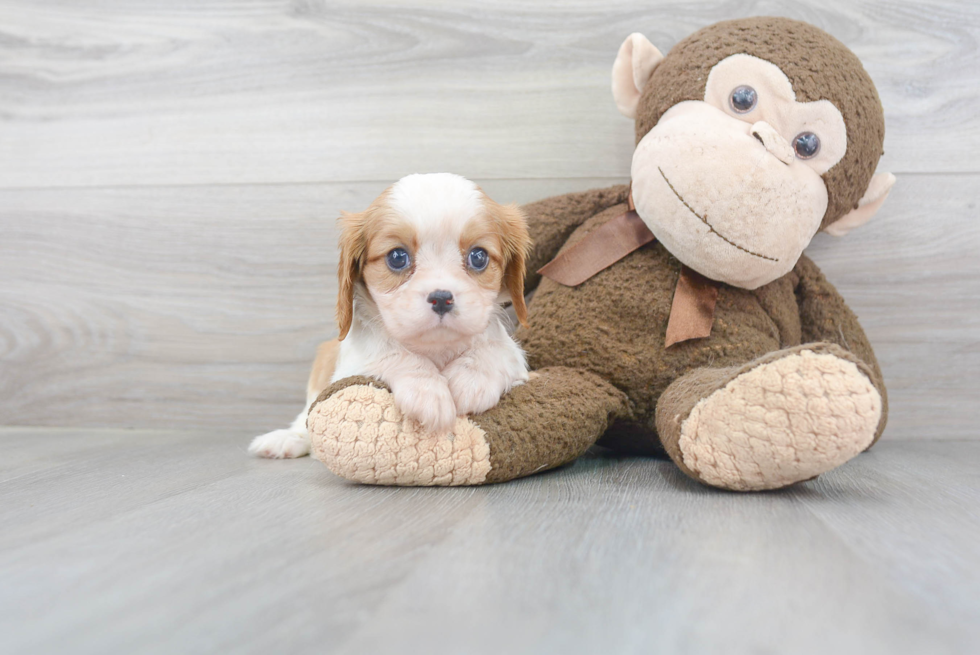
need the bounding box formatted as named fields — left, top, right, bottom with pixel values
left=427, top=290, right=454, bottom=316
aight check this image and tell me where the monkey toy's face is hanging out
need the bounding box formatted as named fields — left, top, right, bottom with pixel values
left=632, top=54, right=848, bottom=289
left=611, top=19, right=894, bottom=290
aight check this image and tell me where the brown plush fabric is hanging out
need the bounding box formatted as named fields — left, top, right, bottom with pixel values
left=634, top=17, right=885, bottom=227
left=521, top=184, right=631, bottom=293
left=520, top=200, right=783, bottom=435
left=655, top=343, right=880, bottom=485
left=475, top=368, right=633, bottom=483
left=515, top=195, right=888, bottom=454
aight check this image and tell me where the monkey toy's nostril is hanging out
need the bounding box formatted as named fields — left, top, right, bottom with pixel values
left=750, top=121, right=794, bottom=165
left=427, top=290, right=454, bottom=316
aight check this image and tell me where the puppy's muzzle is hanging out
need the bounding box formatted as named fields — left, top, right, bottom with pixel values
left=427, top=290, right=454, bottom=316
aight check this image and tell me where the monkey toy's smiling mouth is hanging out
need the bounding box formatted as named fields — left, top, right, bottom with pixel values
left=657, top=167, right=778, bottom=263
left=629, top=100, right=831, bottom=290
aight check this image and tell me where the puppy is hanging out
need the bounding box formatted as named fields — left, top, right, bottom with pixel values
left=249, top=173, right=532, bottom=459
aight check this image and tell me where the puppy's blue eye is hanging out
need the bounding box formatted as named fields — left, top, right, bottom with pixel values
left=730, top=85, right=757, bottom=113
left=385, top=248, right=411, bottom=271
left=793, top=132, right=820, bottom=159
left=467, top=247, right=489, bottom=271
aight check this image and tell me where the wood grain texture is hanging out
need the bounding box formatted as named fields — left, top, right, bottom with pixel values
left=2, top=174, right=978, bottom=436
left=0, top=0, right=978, bottom=188
left=1, top=2, right=977, bottom=438
left=0, top=428, right=977, bottom=654
left=0, top=178, right=610, bottom=431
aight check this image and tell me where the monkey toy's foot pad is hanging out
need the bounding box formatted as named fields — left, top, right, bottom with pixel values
left=678, top=349, right=882, bottom=491
left=307, top=381, right=491, bottom=486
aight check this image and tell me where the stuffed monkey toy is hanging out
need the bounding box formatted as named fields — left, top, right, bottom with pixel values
left=306, top=17, right=895, bottom=491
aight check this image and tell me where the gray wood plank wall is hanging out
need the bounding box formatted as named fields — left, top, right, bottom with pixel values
left=1, top=1, right=978, bottom=436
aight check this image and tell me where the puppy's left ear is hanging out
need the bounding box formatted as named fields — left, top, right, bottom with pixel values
left=489, top=201, right=532, bottom=327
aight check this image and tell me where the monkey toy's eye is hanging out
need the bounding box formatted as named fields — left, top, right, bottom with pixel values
left=467, top=247, right=489, bottom=271
left=385, top=247, right=411, bottom=271
left=793, top=132, right=821, bottom=159
left=730, top=85, right=758, bottom=113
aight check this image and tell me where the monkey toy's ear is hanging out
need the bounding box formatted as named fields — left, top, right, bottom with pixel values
left=825, top=173, right=896, bottom=237
left=611, top=33, right=664, bottom=119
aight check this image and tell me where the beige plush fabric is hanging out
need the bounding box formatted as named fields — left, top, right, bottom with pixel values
left=611, top=32, right=665, bottom=118
left=677, top=348, right=881, bottom=491
left=308, top=384, right=491, bottom=486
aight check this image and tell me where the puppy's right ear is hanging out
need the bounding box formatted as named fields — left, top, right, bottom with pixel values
left=336, top=210, right=368, bottom=340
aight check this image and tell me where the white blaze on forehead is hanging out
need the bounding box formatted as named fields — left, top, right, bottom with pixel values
left=387, top=173, right=484, bottom=244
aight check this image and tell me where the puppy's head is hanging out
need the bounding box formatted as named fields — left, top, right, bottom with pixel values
left=337, top=173, right=531, bottom=348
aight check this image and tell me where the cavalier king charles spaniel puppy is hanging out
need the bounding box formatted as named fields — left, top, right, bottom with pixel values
left=249, top=173, right=531, bottom=458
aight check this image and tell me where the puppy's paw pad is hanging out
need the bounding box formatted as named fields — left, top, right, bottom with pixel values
left=248, top=430, right=311, bottom=459
left=679, top=350, right=881, bottom=491
left=307, top=384, right=491, bottom=486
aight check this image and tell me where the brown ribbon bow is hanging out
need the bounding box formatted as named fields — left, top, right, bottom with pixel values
left=537, top=192, right=719, bottom=347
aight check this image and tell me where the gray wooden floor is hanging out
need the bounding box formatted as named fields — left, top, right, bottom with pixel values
left=1, top=428, right=978, bottom=655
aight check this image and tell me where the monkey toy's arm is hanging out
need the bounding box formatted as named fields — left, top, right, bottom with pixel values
left=793, top=254, right=888, bottom=443
left=520, top=184, right=630, bottom=293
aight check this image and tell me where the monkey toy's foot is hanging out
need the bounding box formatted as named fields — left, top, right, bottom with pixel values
left=657, top=344, right=883, bottom=491
left=307, top=377, right=492, bottom=486
left=307, top=369, right=630, bottom=486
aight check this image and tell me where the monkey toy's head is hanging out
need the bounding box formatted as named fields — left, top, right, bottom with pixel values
left=612, top=17, right=894, bottom=289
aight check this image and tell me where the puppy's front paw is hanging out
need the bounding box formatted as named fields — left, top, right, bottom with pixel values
left=392, top=377, right=458, bottom=435
left=248, top=429, right=311, bottom=459
left=450, top=379, right=502, bottom=417
left=444, top=364, right=512, bottom=417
